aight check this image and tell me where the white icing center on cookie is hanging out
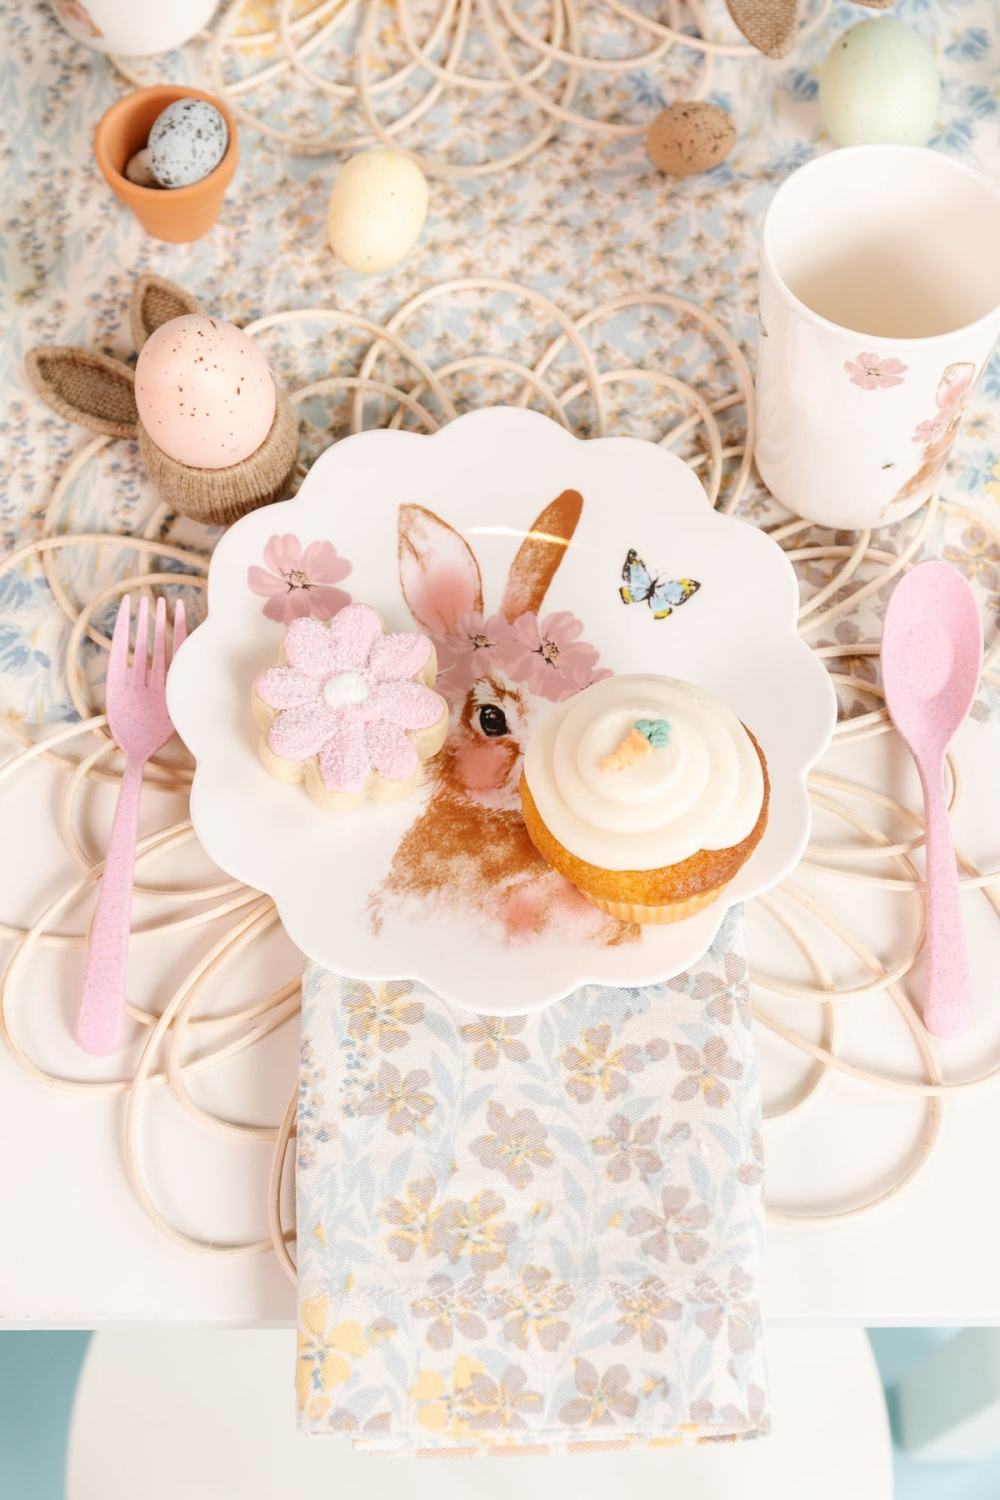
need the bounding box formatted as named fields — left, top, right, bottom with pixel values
left=524, top=674, right=764, bottom=871
left=322, top=671, right=370, bottom=709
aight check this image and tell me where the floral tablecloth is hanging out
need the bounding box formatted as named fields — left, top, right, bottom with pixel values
left=2, top=0, right=1000, bottom=728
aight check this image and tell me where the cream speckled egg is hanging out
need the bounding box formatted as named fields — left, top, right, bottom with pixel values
left=124, top=148, right=159, bottom=188
left=135, top=315, right=276, bottom=470
left=820, top=19, right=940, bottom=147
left=327, top=151, right=429, bottom=274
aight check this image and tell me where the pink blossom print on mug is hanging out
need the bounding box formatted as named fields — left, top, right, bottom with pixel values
left=844, top=353, right=909, bottom=390
left=371, top=489, right=629, bottom=948
left=251, top=603, right=448, bottom=813
left=248, top=534, right=352, bottom=624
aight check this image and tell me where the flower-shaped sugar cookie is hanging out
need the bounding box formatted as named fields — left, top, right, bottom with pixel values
left=252, top=602, right=448, bottom=812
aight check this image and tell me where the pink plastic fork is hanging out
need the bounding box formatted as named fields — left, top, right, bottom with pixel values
left=76, top=595, right=188, bottom=1057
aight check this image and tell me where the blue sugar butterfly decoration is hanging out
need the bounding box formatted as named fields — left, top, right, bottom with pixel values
left=620, top=550, right=700, bottom=619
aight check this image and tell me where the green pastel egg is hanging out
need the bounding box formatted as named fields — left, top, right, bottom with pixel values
left=820, top=19, right=939, bottom=148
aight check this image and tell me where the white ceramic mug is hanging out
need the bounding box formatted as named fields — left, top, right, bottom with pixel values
left=755, top=145, right=1000, bottom=530
left=49, top=0, right=217, bottom=55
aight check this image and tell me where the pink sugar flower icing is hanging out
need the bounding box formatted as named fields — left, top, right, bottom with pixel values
left=254, top=603, right=444, bottom=793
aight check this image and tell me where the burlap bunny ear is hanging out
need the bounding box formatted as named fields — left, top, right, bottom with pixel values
left=130, top=273, right=203, bottom=352
left=24, top=346, right=138, bottom=439
left=725, top=0, right=799, bottom=58
left=25, top=274, right=201, bottom=438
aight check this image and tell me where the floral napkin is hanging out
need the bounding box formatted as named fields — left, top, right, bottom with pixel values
left=295, top=904, right=768, bottom=1454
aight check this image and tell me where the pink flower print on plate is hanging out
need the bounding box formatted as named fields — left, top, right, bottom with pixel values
left=248, top=534, right=352, bottom=623
left=844, top=353, right=909, bottom=391
left=433, top=610, right=511, bottom=701
left=498, top=610, right=610, bottom=702
left=254, top=603, right=445, bottom=793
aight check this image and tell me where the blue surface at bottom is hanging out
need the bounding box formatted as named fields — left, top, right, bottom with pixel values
left=5, top=1329, right=1000, bottom=1496
left=0, top=1333, right=90, bottom=1500
left=869, top=1329, right=1000, bottom=1500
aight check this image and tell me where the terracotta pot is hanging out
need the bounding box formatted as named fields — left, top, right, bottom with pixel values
left=93, top=85, right=238, bottom=244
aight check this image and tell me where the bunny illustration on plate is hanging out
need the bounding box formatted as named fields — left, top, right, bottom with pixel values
left=369, top=488, right=637, bottom=946
left=25, top=273, right=300, bottom=528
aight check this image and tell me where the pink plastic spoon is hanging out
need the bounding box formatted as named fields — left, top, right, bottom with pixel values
left=881, top=561, right=983, bottom=1040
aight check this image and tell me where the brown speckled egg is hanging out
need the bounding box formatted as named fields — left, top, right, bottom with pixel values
left=134, top=314, right=275, bottom=470
left=646, top=102, right=737, bottom=178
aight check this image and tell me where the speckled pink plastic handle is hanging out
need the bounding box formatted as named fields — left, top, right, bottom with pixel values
left=76, top=596, right=187, bottom=1058
left=881, top=561, right=983, bottom=1043
left=76, top=763, right=145, bottom=1056
left=919, top=752, right=972, bottom=1041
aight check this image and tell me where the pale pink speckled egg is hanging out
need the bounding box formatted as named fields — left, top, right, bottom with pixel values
left=134, top=314, right=275, bottom=470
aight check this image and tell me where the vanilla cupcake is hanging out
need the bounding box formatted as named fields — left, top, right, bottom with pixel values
left=252, top=602, right=448, bottom=813
left=519, top=674, right=769, bottom=924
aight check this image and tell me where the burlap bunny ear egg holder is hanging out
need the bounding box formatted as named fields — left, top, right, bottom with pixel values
left=26, top=274, right=299, bottom=528
left=724, top=0, right=894, bottom=58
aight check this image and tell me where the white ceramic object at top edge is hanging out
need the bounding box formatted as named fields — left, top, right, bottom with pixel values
left=48, top=0, right=217, bottom=55
left=755, top=145, right=1000, bottom=531
left=167, top=407, right=836, bottom=1014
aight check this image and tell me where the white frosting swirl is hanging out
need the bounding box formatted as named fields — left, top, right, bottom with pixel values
left=523, top=674, right=764, bottom=871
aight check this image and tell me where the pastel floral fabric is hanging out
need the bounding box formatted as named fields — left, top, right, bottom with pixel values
left=296, top=905, right=767, bottom=1453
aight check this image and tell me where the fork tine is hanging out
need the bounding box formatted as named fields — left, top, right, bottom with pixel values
left=108, top=596, right=131, bottom=687
left=150, top=596, right=168, bottom=683
left=172, top=600, right=188, bottom=658
left=133, top=595, right=150, bottom=686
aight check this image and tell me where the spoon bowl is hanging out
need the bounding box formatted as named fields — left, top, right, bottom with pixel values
left=882, top=561, right=983, bottom=762
left=881, top=560, right=983, bottom=1041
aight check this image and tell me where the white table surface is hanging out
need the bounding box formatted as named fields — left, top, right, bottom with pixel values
left=4, top=0, right=1000, bottom=1336
left=66, top=1327, right=893, bottom=1499
left=2, top=701, right=1000, bottom=1328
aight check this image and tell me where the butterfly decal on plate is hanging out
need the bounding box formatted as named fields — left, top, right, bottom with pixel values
left=619, top=550, right=700, bottom=620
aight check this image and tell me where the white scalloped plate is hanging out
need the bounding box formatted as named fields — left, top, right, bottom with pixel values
left=168, top=407, right=836, bottom=1013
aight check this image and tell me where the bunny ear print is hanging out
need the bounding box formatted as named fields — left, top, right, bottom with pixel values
left=936, top=362, right=977, bottom=410
left=500, top=488, right=583, bottom=622
left=130, top=273, right=203, bottom=352
left=398, top=503, right=484, bottom=635
left=25, top=346, right=138, bottom=439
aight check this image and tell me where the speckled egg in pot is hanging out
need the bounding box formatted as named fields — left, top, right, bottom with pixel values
left=148, top=98, right=229, bottom=189
left=134, top=314, right=276, bottom=470
left=124, top=147, right=159, bottom=188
